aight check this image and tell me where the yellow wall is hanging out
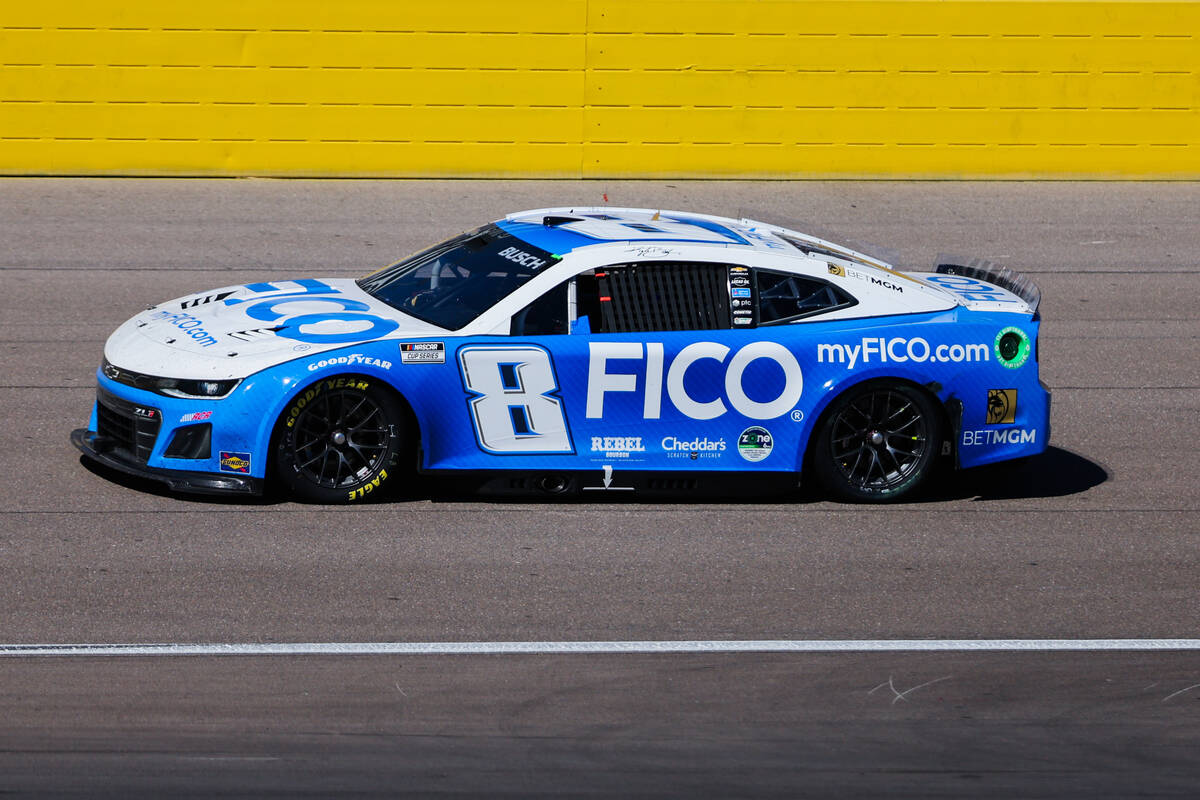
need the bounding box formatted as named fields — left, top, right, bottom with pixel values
left=2, top=1, right=1197, bottom=177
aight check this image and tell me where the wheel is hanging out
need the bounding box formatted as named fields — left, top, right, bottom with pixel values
left=811, top=381, right=942, bottom=503
left=273, top=376, right=405, bottom=503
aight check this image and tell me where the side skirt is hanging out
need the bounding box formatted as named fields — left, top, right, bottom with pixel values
left=419, top=468, right=801, bottom=499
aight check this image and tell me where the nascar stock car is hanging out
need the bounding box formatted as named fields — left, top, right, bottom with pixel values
left=72, top=207, right=1049, bottom=503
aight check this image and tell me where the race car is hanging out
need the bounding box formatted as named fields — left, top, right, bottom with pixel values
left=72, top=207, right=1049, bottom=503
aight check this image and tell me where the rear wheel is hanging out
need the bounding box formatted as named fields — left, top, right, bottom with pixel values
left=812, top=381, right=941, bottom=503
left=273, top=376, right=405, bottom=503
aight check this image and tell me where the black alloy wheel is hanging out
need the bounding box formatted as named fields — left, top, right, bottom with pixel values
left=812, top=381, right=942, bottom=503
left=274, top=377, right=405, bottom=503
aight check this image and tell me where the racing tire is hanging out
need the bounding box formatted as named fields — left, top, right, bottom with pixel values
left=811, top=380, right=942, bottom=503
left=273, top=376, right=406, bottom=504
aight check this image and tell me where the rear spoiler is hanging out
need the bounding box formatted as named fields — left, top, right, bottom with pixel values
left=934, top=255, right=1042, bottom=317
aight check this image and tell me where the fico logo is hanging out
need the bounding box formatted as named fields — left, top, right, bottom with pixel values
left=456, top=342, right=804, bottom=455
left=586, top=341, right=803, bottom=421
left=224, top=279, right=400, bottom=345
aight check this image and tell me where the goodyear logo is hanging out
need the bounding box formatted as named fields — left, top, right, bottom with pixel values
left=219, top=451, right=252, bottom=474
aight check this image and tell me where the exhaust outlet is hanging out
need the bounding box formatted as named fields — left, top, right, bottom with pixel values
left=537, top=475, right=569, bottom=494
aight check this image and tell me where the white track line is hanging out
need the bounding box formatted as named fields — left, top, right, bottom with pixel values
left=1, top=639, right=1199, bottom=657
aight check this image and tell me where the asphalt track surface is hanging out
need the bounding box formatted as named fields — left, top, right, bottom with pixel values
left=1, top=179, right=1198, bottom=798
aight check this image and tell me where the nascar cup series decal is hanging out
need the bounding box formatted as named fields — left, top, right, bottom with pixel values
left=400, top=342, right=446, bottom=364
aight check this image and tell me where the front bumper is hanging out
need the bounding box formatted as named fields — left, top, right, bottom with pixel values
left=72, top=428, right=263, bottom=496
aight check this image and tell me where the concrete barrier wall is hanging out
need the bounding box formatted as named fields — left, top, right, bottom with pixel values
left=2, top=1, right=1197, bottom=177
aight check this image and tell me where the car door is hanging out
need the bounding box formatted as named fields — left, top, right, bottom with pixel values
left=484, top=259, right=808, bottom=476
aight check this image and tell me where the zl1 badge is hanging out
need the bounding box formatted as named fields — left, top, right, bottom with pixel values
left=986, top=389, right=1017, bottom=425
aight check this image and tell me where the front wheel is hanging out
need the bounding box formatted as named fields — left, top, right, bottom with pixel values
left=811, top=381, right=942, bottom=503
left=273, top=376, right=405, bottom=503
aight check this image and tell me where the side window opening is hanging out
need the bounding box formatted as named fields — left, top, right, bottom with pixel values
left=756, top=270, right=856, bottom=325
left=587, top=262, right=731, bottom=333
left=510, top=279, right=570, bottom=336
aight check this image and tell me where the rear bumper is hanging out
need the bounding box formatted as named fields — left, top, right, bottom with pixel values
left=71, top=428, right=263, bottom=496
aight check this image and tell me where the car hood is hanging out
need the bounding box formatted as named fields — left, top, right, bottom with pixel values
left=103, top=278, right=445, bottom=380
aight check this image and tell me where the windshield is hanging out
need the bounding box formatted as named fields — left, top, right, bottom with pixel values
left=357, top=224, right=559, bottom=330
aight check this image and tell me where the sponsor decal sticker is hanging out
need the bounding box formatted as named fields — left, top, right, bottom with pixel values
left=924, top=274, right=1021, bottom=304
left=994, top=327, right=1031, bottom=369
left=180, top=411, right=213, bottom=422
left=662, top=435, right=726, bottom=459
left=223, top=279, right=400, bottom=345
left=219, top=451, right=252, bottom=473
left=986, top=389, right=1017, bottom=425
left=961, top=428, right=1037, bottom=446
left=498, top=246, right=548, bottom=270
left=738, top=427, right=773, bottom=462
left=400, top=341, right=446, bottom=364
left=148, top=310, right=219, bottom=348
left=827, top=263, right=900, bottom=292
left=817, top=337, right=989, bottom=368
left=458, top=345, right=573, bottom=454
left=590, top=436, right=646, bottom=459
left=586, top=341, right=803, bottom=422
left=307, top=354, right=393, bottom=372
left=731, top=287, right=751, bottom=298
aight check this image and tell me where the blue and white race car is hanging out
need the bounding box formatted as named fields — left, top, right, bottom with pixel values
left=73, top=207, right=1049, bottom=503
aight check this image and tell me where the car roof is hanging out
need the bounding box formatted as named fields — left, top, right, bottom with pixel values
left=493, top=206, right=1031, bottom=318
left=501, top=206, right=865, bottom=261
